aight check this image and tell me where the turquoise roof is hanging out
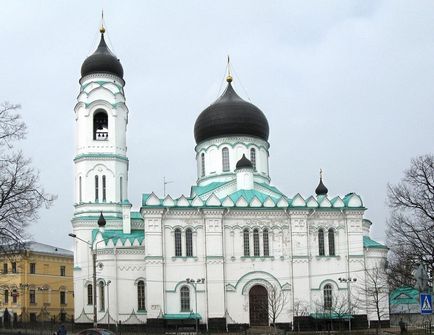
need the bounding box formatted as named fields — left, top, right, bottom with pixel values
left=310, top=313, right=353, bottom=320
left=256, top=182, right=284, bottom=195
left=191, top=181, right=229, bottom=196
left=131, top=211, right=143, bottom=220
left=92, top=229, right=144, bottom=246
left=390, top=287, right=420, bottom=305
left=227, top=190, right=279, bottom=203
left=363, top=236, right=388, bottom=249
left=163, top=313, right=201, bottom=320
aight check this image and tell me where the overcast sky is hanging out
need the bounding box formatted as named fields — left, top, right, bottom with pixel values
left=1, top=1, right=433, bottom=249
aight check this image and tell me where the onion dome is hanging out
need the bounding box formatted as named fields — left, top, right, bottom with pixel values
left=315, top=170, right=328, bottom=196
left=194, top=77, right=269, bottom=144
left=97, top=212, right=106, bottom=227
left=236, top=154, right=253, bottom=169
left=81, top=28, right=124, bottom=79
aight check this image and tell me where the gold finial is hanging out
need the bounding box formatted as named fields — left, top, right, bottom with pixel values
left=320, top=168, right=323, bottom=179
left=226, top=55, right=233, bottom=83
left=99, top=10, right=106, bottom=34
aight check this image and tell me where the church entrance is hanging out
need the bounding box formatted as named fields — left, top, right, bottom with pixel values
left=249, top=285, right=268, bottom=326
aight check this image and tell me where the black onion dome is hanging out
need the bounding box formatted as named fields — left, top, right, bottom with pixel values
left=97, top=212, right=106, bottom=227
left=315, top=177, right=328, bottom=196
left=236, top=154, right=253, bottom=169
left=81, top=33, right=124, bottom=79
left=194, top=81, right=269, bottom=144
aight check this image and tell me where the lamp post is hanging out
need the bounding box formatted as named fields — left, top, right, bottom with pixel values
left=338, top=277, right=357, bottom=334
left=106, top=280, right=111, bottom=330
left=186, top=278, right=205, bottom=335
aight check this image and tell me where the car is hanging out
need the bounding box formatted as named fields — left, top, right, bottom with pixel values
left=76, top=328, right=116, bottom=335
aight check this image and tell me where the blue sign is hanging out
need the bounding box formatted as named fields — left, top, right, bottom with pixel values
left=420, top=293, right=432, bottom=315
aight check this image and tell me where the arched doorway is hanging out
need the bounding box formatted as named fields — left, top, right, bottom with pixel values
left=249, top=285, right=268, bottom=326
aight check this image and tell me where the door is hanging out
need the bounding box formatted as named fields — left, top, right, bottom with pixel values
left=249, top=285, right=268, bottom=326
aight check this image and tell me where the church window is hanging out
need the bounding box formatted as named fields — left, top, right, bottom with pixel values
left=175, top=229, right=182, bottom=256
left=222, top=147, right=230, bottom=172
left=186, top=229, right=193, bottom=257
left=328, top=228, right=335, bottom=256
left=95, top=176, right=99, bottom=202
left=201, top=153, right=205, bottom=177
left=29, top=289, right=36, bottom=304
left=250, top=148, right=256, bottom=170
left=87, top=284, right=93, bottom=305
left=4, top=290, right=8, bottom=304
left=102, top=175, right=106, bottom=202
left=12, top=289, right=18, bottom=303
left=79, top=176, right=82, bottom=203
left=253, top=229, right=260, bottom=256
left=323, top=284, right=333, bottom=309
left=120, top=177, right=123, bottom=202
left=99, top=282, right=105, bottom=311
left=60, top=290, right=66, bottom=305
left=243, top=229, right=250, bottom=256
left=180, top=286, right=190, bottom=311
left=93, top=110, right=108, bottom=141
left=263, top=229, right=269, bottom=256
left=137, top=280, right=145, bottom=311
left=318, top=229, right=325, bottom=256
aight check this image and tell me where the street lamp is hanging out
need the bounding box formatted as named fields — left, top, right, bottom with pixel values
left=338, top=277, right=357, bottom=333
left=186, top=278, right=205, bottom=335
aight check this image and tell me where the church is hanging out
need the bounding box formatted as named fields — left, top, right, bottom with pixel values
left=71, top=25, right=389, bottom=330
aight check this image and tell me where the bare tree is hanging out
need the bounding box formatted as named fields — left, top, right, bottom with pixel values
left=0, top=103, right=53, bottom=253
left=313, top=292, right=351, bottom=332
left=387, top=154, right=434, bottom=290
left=267, top=284, right=289, bottom=329
left=292, top=299, right=309, bottom=332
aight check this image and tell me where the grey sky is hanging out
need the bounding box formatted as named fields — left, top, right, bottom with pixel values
left=1, top=1, right=433, bottom=249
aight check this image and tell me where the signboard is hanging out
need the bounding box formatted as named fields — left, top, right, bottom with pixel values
left=420, top=293, right=432, bottom=315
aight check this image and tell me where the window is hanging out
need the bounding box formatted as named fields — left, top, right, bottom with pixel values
left=99, top=282, right=105, bottom=311
left=200, top=153, right=205, bottom=177
left=243, top=229, right=250, bottom=256
left=324, top=284, right=333, bottom=309
left=95, top=175, right=99, bottom=202
left=102, top=175, right=106, bottom=202
left=12, top=289, right=18, bottom=303
left=30, top=263, right=36, bottom=274
left=60, top=291, right=66, bottom=305
left=93, top=110, right=108, bottom=140
left=29, top=289, right=36, bottom=304
left=175, top=229, right=182, bottom=256
left=87, top=284, right=93, bottom=305
left=250, top=148, right=256, bottom=170
left=11, top=262, right=16, bottom=273
left=222, top=147, right=230, bottom=172
left=137, top=281, right=145, bottom=311
left=4, top=290, right=8, bottom=304
left=60, top=266, right=66, bottom=277
left=253, top=229, right=260, bottom=256
left=79, top=176, right=82, bottom=203
left=318, top=229, right=325, bottom=256
left=30, top=313, right=37, bottom=322
left=328, top=228, right=335, bottom=256
left=3, top=263, right=7, bottom=274
left=120, top=177, right=123, bottom=202
left=180, top=286, right=190, bottom=311
left=263, top=229, right=269, bottom=256
left=186, top=229, right=193, bottom=257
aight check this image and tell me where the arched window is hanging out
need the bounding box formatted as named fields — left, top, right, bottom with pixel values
left=95, top=176, right=99, bottom=202
left=99, top=282, right=105, bottom=311
left=102, top=175, right=106, bottom=202
left=318, top=229, right=325, bottom=256
left=175, top=229, right=182, bottom=256
left=250, top=148, right=256, bottom=170
left=137, top=280, right=145, bottom=311
left=87, top=284, right=93, bottom=305
left=201, top=153, right=205, bottom=177
left=186, top=229, right=193, bottom=257
left=79, top=176, right=82, bottom=203
left=180, top=286, right=190, bottom=311
left=120, top=177, right=123, bottom=202
left=243, top=229, right=250, bottom=256
left=323, top=284, right=333, bottom=309
left=253, top=229, right=260, bottom=256
left=263, top=229, right=269, bottom=256
left=93, top=110, right=108, bottom=140
left=328, top=228, right=335, bottom=256
left=222, top=147, right=230, bottom=172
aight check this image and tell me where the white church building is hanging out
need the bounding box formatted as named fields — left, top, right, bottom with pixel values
left=71, top=26, right=389, bottom=330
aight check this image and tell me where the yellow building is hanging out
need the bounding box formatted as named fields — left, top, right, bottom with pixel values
left=0, top=241, right=73, bottom=324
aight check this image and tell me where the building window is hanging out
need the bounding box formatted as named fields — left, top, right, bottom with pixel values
left=180, top=286, right=190, bottom=312
left=4, top=289, right=8, bottom=304
left=250, top=148, right=256, bottom=170
left=12, top=289, right=18, bottom=303
left=263, top=229, right=269, bottom=256
left=95, top=175, right=99, bottom=202
left=328, top=228, right=335, bottom=256
left=3, top=263, right=7, bottom=274
left=29, top=289, right=36, bottom=304
left=30, top=263, right=36, bottom=274
left=99, top=282, right=105, bottom=311
left=87, top=284, right=93, bottom=305
left=60, top=291, right=66, bottom=305
left=222, top=147, right=230, bottom=172
left=102, top=175, right=106, bottom=202
left=30, top=313, right=37, bottom=322
left=186, top=229, right=193, bottom=257
left=79, top=176, right=82, bottom=203
left=324, top=284, right=333, bottom=309
left=120, top=177, right=123, bottom=202
left=137, top=280, right=145, bottom=311
left=60, top=266, right=66, bottom=277
left=175, top=229, right=182, bottom=256
left=200, top=153, right=205, bottom=177
left=243, top=229, right=250, bottom=256
left=11, top=262, right=16, bottom=273
left=318, top=229, right=325, bottom=256
left=93, top=110, right=108, bottom=141
left=253, top=229, right=260, bottom=256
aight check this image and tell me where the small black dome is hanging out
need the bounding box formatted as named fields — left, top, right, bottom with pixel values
left=97, top=212, right=106, bottom=227
left=315, top=177, right=328, bottom=196
left=194, top=81, right=269, bottom=144
left=236, top=154, right=253, bottom=169
left=81, top=33, right=124, bottom=79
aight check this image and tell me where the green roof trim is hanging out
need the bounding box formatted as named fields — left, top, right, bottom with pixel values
left=131, top=211, right=143, bottom=220
left=92, top=229, right=144, bottom=246
left=227, top=189, right=279, bottom=203
left=191, top=181, right=230, bottom=196
left=163, top=313, right=201, bottom=320
left=256, top=182, right=284, bottom=196
left=389, top=287, right=420, bottom=305
left=310, top=313, right=353, bottom=320
left=363, top=236, right=388, bottom=249
left=72, top=215, right=122, bottom=222
left=74, top=153, right=128, bottom=162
